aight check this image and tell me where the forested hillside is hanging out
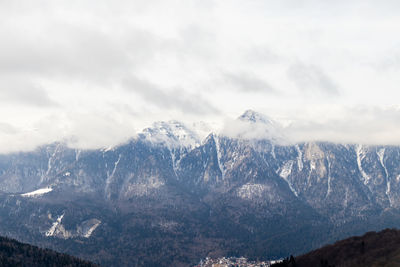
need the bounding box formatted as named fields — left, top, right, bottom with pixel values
left=0, top=235, right=98, bottom=267
left=274, top=228, right=400, bottom=267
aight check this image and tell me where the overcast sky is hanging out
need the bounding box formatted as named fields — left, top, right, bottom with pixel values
left=1, top=0, right=400, bottom=152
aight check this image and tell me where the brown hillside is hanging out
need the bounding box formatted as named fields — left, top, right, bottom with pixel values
left=294, top=228, right=400, bottom=267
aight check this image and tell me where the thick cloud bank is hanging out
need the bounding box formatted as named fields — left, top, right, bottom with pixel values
left=1, top=1, right=400, bottom=152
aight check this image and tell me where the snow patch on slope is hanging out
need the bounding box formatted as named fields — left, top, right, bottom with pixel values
left=280, top=161, right=293, bottom=179
left=46, top=216, right=101, bottom=239
left=237, top=183, right=267, bottom=199
left=21, top=187, right=53, bottom=197
left=123, top=178, right=165, bottom=198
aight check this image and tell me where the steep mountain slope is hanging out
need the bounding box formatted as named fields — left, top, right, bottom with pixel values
left=0, top=110, right=400, bottom=266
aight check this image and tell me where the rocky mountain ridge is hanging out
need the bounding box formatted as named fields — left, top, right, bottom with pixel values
left=0, top=110, right=400, bottom=266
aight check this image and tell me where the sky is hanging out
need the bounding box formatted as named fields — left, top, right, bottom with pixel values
left=1, top=0, right=400, bottom=152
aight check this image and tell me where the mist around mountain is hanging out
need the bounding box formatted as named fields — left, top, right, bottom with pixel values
left=1, top=110, right=400, bottom=266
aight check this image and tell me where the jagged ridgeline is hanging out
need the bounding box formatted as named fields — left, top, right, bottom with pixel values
left=0, top=110, right=400, bottom=266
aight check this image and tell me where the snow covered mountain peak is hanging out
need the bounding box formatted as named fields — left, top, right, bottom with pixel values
left=140, top=120, right=201, bottom=148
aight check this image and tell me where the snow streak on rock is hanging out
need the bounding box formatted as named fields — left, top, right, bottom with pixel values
left=295, top=144, right=303, bottom=171
left=46, top=213, right=64, bottom=237
left=214, top=135, right=225, bottom=181
left=271, top=144, right=276, bottom=160
left=356, top=145, right=371, bottom=185
left=326, top=155, right=332, bottom=198
left=83, top=220, right=101, bottom=238
left=279, top=161, right=298, bottom=197
left=377, top=148, right=391, bottom=206
left=105, top=154, right=122, bottom=199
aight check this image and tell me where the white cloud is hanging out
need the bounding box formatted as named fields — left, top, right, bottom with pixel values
left=220, top=118, right=287, bottom=144
left=123, top=76, right=220, bottom=115
left=287, top=63, right=339, bottom=96
left=0, top=77, right=58, bottom=107
left=279, top=105, right=400, bottom=145
left=0, top=0, right=400, bottom=152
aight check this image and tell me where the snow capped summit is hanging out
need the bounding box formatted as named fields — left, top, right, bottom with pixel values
left=140, top=120, right=201, bottom=148
left=136, top=110, right=288, bottom=148
left=238, top=109, right=275, bottom=125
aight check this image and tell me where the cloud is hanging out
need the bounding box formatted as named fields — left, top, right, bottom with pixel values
left=287, top=63, right=339, bottom=96
left=244, top=46, right=281, bottom=65
left=372, top=47, right=400, bottom=72
left=0, top=24, right=141, bottom=84
left=61, top=112, right=137, bottom=149
left=0, top=78, right=58, bottom=107
left=0, top=110, right=138, bottom=153
left=0, top=0, right=399, bottom=152
left=283, top=106, right=400, bottom=145
left=0, top=123, right=18, bottom=135
left=222, top=72, right=278, bottom=93
left=220, top=118, right=287, bottom=144
left=123, top=76, right=220, bottom=115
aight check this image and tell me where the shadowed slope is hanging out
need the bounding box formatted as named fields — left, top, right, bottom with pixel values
left=0, top=235, right=98, bottom=267
left=288, top=228, right=400, bottom=267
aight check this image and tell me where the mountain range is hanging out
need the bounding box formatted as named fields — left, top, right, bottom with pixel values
left=0, top=110, right=400, bottom=266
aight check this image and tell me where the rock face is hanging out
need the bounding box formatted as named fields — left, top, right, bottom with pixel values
left=1, top=110, right=400, bottom=266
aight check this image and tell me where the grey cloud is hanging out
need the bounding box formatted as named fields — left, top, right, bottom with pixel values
left=124, top=76, right=220, bottom=115
left=373, top=48, right=400, bottom=71
left=61, top=112, right=137, bottom=150
left=220, top=117, right=288, bottom=144
left=0, top=18, right=204, bottom=87
left=0, top=123, right=18, bottom=135
left=0, top=79, right=58, bottom=107
left=284, top=106, right=400, bottom=145
left=245, top=46, right=281, bottom=65
left=223, top=72, right=278, bottom=94
left=0, top=25, right=133, bottom=83
left=178, top=24, right=217, bottom=60
left=287, top=63, right=339, bottom=96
